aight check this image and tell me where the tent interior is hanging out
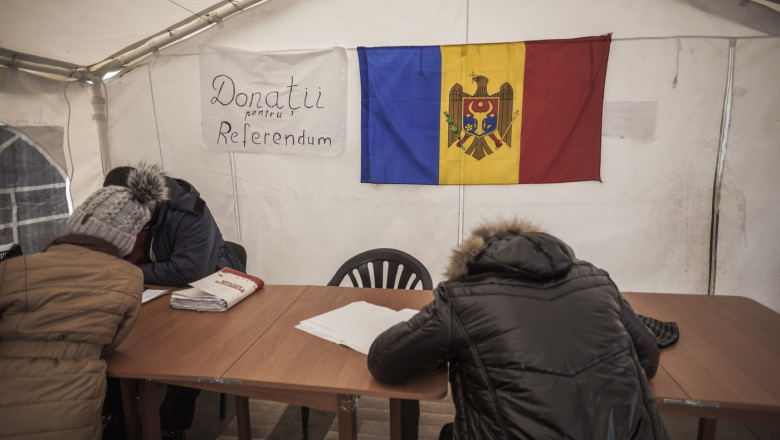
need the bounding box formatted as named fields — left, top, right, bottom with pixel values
left=1, top=0, right=779, bottom=313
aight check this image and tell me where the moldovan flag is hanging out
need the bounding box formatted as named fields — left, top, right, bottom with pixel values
left=358, top=34, right=611, bottom=185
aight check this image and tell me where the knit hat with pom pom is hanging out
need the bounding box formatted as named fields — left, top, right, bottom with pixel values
left=67, top=167, right=168, bottom=256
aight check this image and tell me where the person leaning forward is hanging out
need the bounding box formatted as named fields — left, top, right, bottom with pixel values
left=103, top=162, right=245, bottom=286
left=367, top=219, right=668, bottom=440
left=0, top=172, right=162, bottom=440
left=101, top=162, right=244, bottom=439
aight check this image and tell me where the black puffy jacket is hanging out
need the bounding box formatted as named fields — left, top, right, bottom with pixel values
left=140, top=177, right=244, bottom=286
left=368, top=221, right=667, bottom=440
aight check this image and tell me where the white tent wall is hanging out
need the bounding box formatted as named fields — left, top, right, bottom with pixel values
left=106, top=57, right=242, bottom=242
left=462, top=37, right=729, bottom=295
left=44, top=0, right=774, bottom=312
left=106, top=0, right=468, bottom=285
left=715, top=37, right=780, bottom=310
left=104, top=65, right=163, bottom=168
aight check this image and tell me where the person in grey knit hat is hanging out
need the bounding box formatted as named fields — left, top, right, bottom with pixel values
left=66, top=186, right=152, bottom=256
left=0, top=169, right=168, bottom=440
left=66, top=166, right=169, bottom=256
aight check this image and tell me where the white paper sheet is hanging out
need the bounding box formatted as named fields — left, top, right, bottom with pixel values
left=295, top=301, right=419, bottom=354
left=142, top=288, right=169, bottom=304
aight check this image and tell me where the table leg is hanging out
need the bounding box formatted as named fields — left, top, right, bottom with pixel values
left=119, top=379, right=140, bottom=440
left=336, top=394, right=358, bottom=440
left=697, top=418, right=717, bottom=440
left=236, top=396, right=251, bottom=440
left=389, top=398, right=402, bottom=440
left=137, top=380, right=161, bottom=440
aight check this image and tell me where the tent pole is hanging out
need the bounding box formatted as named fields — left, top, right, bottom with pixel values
left=229, top=152, right=242, bottom=244
left=0, top=1, right=272, bottom=80
left=87, top=75, right=110, bottom=177
left=90, top=0, right=271, bottom=78
left=0, top=48, right=82, bottom=81
left=707, top=38, right=736, bottom=296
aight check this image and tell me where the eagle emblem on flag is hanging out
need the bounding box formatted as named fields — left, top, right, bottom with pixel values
left=446, top=75, right=515, bottom=160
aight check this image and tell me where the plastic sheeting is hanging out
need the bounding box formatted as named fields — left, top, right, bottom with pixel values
left=0, top=126, right=69, bottom=254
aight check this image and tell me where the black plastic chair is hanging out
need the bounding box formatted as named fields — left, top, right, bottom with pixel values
left=220, top=241, right=248, bottom=420
left=300, top=248, right=432, bottom=440
left=224, top=241, right=247, bottom=269
left=226, top=240, right=247, bottom=272
left=327, top=248, right=433, bottom=290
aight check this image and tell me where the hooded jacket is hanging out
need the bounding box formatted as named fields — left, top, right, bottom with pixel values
left=368, top=220, right=667, bottom=440
left=139, top=177, right=244, bottom=286
left=0, top=235, right=143, bottom=440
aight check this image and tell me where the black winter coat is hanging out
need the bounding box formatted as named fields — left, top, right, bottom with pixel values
left=368, top=222, right=667, bottom=440
left=140, top=177, right=244, bottom=286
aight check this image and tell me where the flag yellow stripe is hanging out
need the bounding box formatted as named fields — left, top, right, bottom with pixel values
left=439, top=42, right=526, bottom=184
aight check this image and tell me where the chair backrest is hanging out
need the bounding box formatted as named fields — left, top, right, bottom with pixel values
left=224, top=241, right=248, bottom=268
left=327, top=248, right=433, bottom=290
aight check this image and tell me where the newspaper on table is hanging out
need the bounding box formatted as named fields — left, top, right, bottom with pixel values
left=169, top=267, right=264, bottom=312
left=295, top=301, right=419, bottom=354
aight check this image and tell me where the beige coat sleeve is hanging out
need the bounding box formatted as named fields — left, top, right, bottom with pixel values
left=101, top=266, right=144, bottom=357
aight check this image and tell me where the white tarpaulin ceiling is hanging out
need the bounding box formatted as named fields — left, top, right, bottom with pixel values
left=2, top=0, right=217, bottom=66
left=1, top=0, right=778, bottom=79
left=0, top=0, right=269, bottom=77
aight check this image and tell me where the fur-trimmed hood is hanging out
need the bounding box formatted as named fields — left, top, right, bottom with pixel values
left=126, top=163, right=169, bottom=207
left=444, top=219, right=576, bottom=281
left=103, top=162, right=169, bottom=208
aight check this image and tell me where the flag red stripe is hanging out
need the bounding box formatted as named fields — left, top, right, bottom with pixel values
left=519, top=34, right=611, bottom=184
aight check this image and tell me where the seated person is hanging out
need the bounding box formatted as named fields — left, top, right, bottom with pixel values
left=102, top=163, right=244, bottom=439
left=367, top=219, right=668, bottom=440
left=103, top=163, right=245, bottom=286
left=0, top=173, right=162, bottom=440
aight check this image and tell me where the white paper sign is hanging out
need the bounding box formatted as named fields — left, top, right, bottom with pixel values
left=199, top=44, right=347, bottom=155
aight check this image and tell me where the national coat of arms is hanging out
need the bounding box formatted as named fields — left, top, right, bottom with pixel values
left=444, top=75, right=517, bottom=160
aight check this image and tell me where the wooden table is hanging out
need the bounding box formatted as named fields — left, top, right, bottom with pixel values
left=105, top=285, right=448, bottom=440
left=623, top=292, right=780, bottom=440
left=223, top=284, right=447, bottom=439
left=109, top=289, right=779, bottom=440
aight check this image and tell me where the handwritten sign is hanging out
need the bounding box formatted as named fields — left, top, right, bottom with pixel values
left=199, top=45, right=346, bottom=155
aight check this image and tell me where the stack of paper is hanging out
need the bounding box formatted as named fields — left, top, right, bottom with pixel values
left=170, top=267, right=264, bottom=312
left=296, top=301, right=419, bottom=354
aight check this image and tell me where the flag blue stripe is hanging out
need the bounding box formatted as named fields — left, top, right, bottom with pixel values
left=359, top=46, right=442, bottom=184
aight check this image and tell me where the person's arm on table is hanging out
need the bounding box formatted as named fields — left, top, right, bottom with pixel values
left=367, top=298, right=450, bottom=384
left=619, top=294, right=660, bottom=378
left=140, top=215, right=219, bottom=286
